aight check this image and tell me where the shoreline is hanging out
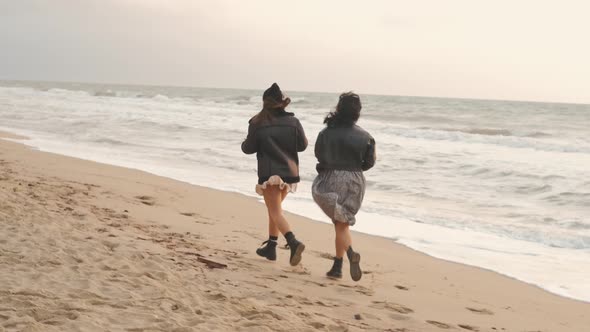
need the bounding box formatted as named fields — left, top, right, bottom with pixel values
left=1, top=130, right=589, bottom=331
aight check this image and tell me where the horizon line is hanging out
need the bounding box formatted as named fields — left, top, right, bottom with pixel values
left=1, top=78, right=589, bottom=107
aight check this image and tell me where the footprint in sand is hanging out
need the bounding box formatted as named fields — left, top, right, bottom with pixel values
left=308, top=321, right=326, bottom=329
left=194, top=220, right=212, bottom=225
left=458, top=324, right=480, bottom=331
left=466, top=307, right=493, bottom=315
left=395, top=285, right=409, bottom=291
left=314, top=251, right=335, bottom=260
left=205, top=292, right=227, bottom=301
left=27, top=308, right=80, bottom=326
left=426, top=320, right=452, bottom=329
left=261, top=275, right=279, bottom=282
left=370, top=301, right=414, bottom=314
left=338, top=284, right=374, bottom=296
left=135, top=195, right=155, bottom=206
left=181, top=212, right=214, bottom=225
left=282, top=266, right=311, bottom=275
left=240, top=309, right=283, bottom=321
left=303, top=280, right=327, bottom=288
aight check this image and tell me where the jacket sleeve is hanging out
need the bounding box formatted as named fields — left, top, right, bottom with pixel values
left=296, top=119, right=308, bottom=152
left=314, top=130, right=324, bottom=173
left=361, top=137, right=376, bottom=171
left=314, top=130, right=323, bottom=161
left=241, top=121, right=257, bottom=154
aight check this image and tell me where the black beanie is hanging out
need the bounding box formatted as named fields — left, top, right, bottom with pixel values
left=263, top=83, right=283, bottom=101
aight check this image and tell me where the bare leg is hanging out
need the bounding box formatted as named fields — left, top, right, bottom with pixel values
left=256, top=188, right=290, bottom=261
left=267, top=188, right=288, bottom=237
left=334, top=220, right=362, bottom=281
left=264, top=186, right=304, bottom=266
left=334, top=221, right=352, bottom=258
left=263, top=186, right=291, bottom=235
left=268, top=219, right=280, bottom=237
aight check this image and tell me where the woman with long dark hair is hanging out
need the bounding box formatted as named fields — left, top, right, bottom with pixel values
left=312, top=92, right=376, bottom=281
left=242, top=83, right=308, bottom=266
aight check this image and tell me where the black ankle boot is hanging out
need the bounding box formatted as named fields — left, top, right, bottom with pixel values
left=326, top=257, right=343, bottom=279
left=256, top=240, right=277, bottom=261
left=347, top=246, right=362, bottom=281
left=284, top=232, right=305, bottom=266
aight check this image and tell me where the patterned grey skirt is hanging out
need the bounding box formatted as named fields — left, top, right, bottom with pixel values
left=312, top=170, right=366, bottom=226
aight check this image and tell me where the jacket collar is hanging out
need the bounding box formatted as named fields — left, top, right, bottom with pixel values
left=272, top=108, right=294, bottom=117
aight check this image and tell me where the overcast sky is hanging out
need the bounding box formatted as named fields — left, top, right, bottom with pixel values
left=1, top=0, right=589, bottom=103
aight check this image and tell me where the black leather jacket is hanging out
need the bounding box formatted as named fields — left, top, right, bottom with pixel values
left=315, top=124, right=376, bottom=173
left=242, top=110, right=308, bottom=184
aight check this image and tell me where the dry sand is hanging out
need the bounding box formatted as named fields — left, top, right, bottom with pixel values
left=0, top=133, right=589, bottom=332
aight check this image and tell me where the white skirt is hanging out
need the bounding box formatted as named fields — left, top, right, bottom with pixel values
left=256, top=175, right=298, bottom=196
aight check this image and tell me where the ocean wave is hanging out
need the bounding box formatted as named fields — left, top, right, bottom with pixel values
left=36, top=87, right=148, bottom=100
left=398, top=157, right=427, bottom=165
left=440, top=127, right=512, bottom=136
left=46, top=88, right=91, bottom=97
left=543, top=192, right=590, bottom=207
left=88, top=137, right=200, bottom=154
left=526, top=131, right=553, bottom=138
left=374, top=183, right=402, bottom=191
left=419, top=126, right=552, bottom=138
left=43, top=86, right=186, bottom=102
left=92, top=90, right=165, bottom=100
left=385, top=127, right=590, bottom=154
left=216, top=95, right=309, bottom=106
left=223, top=95, right=258, bottom=104
left=514, top=184, right=553, bottom=194
left=2, top=84, right=198, bottom=104
left=130, top=119, right=193, bottom=132
left=543, top=175, right=567, bottom=181
left=93, top=89, right=118, bottom=97
left=555, top=220, right=590, bottom=230
left=91, top=137, right=133, bottom=146
left=467, top=167, right=492, bottom=176
left=290, top=97, right=308, bottom=104
left=417, top=215, right=590, bottom=249
left=372, top=114, right=461, bottom=125
left=152, top=94, right=170, bottom=101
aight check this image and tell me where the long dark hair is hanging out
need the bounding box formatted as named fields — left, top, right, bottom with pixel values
left=324, top=92, right=361, bottom=127
left=251, top=98, right=291, bottom=124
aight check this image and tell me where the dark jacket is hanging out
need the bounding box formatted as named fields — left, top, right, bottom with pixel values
left=242, top=109, right=308, bottom=184
left=315, top=124, right=376, bottom=173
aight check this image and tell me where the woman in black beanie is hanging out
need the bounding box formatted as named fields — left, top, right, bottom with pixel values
left=241, top=83, right=308, bottom=266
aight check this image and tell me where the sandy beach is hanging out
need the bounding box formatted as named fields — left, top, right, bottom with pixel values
left=0, top=132, right=588, bottom=332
